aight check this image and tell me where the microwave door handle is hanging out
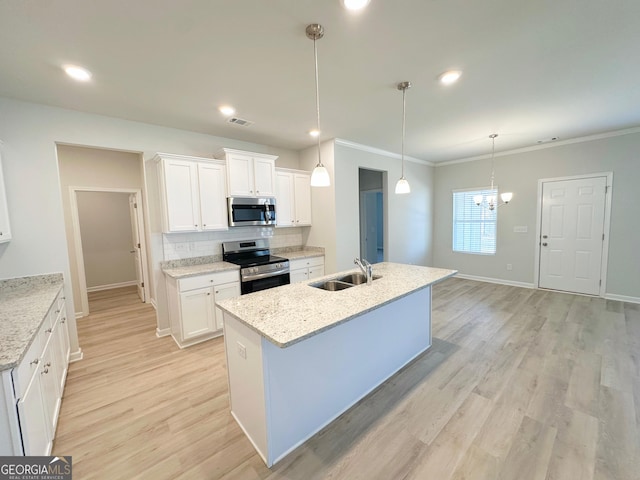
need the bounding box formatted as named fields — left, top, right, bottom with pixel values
left=264, top=205, right=272, bottom=221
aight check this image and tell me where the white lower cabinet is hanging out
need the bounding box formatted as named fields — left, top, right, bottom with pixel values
left=289, top=256, right=325, bottom=283
left=1, top=287, right=69, bottom=456
left=166, top=270, right=241, bottom=348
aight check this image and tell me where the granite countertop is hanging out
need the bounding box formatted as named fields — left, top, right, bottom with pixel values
left=162, top=247, right=325, bottom=279
left=0, top=274, right=64, bottom=372
left=217, top=262, right=456, bottom=348
left=163, top=261, right=240, bottom=279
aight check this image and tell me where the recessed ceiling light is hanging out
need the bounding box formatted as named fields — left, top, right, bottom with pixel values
left=309, top=129, right=320, bottom=137
left=219, top=105, right=236, bottom=116
left=438, top=70, right=462, bottom=85
left=341, top=0, right=371, bottom=11
left=63, top=65, right=92, bottom=82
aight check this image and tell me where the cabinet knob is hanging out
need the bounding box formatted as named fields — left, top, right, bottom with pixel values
left=542, top=242, right=548, bottom=247
left=55, top=309, right=60, bottom=314
left=42, top=368, right=49, bottom=375
left=45, top=362, right=51, bottom=367
left=207, top=292, right=211, bottom=296
left=215, top=290, right=219, bottom=294
left=62, top=317, right=66, bottom=323
left=45, top=328, right=52, bottom=334
left=203, top=224, right=207, bottom=227
left=0, top=232, right=3, bottom=235
left=30, top=358, right=39, bottom=366
left=195, top=224, right=198, bottom=227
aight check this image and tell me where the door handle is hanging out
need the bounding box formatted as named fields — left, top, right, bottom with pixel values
left=130, top=250, right=136, bottom=253
left=542, top=235, right=548, bottom=239
left=542, top=242, right=548, bottom=246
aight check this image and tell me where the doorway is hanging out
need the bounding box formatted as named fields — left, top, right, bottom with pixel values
left=359, top=168, right=385, bottom=263
left=536, top=173, right=612, bottom=296
left=70, top=188, right=149, bottom=316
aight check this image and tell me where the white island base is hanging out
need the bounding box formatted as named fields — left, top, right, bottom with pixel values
left=222, top=286, right=432, bottom=467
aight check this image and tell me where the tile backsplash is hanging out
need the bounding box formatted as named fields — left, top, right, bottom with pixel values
left=162, top=227, right=304, bottom=260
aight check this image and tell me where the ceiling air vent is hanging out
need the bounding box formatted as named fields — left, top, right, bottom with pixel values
left=227, top=117, right=254, bottom=127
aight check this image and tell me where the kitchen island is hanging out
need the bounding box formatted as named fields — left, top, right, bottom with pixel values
left=216, top=262, right=456, bottom=467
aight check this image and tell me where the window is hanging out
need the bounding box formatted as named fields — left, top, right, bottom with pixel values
left=452, top=188, right=497, bottom=254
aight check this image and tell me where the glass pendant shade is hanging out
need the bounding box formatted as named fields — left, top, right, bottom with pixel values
left=310, top=164, right=331, bottom=187
left=501, top=192, right=513, bottom=203
left=395, top=177, right=411, bottom=194
left=473, top=194, right=483, bottom=205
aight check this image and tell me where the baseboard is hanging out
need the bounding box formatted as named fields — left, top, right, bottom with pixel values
left=455, top=273, right=535, bottom=289
left=604, top=293, right=640, bottom=304
left=156, top=327, right=171, bottom=338
left=75, top=311, right=85, bottom=319
left=86, top=281, right=137, bottom=293
left=69, top=349, right=83, bottom=363
left=150, top=298, right=157, bottom=310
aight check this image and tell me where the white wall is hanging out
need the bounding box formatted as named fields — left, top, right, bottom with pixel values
left=0, top=96, right=301, bottom=356
left=77, top=191, right=136, bottom=289
left=432, top=131, right=640, bottom=299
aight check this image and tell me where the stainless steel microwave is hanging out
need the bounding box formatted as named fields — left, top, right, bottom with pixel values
left=227, top=197, right=276, bottom=227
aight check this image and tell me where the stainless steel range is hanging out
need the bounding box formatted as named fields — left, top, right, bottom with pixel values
left=222, top=239, right=290, bottom=294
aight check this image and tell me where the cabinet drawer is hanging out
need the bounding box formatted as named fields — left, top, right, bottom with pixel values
left=178, top=270, right=240, bottom=292
left=289, top=256, right=324, bottom=270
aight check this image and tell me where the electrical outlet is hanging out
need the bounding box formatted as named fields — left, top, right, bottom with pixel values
left=506, top=264, right=513, bottom=271
left=174, top=243, right=187, bottom=252
left=513, top=226, right=528, bottom=233
left=237, top=342, right=247, bottom=359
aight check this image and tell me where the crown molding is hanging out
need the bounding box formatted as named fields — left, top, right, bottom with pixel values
left=435, top=126, right=640, bottom=167
left=334, top=138, right=434, bottom=167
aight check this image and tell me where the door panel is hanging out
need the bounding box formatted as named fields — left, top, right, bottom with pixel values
left=539, top=176, right=606, bottom=295
left=129, top=194, right=145, bottom=301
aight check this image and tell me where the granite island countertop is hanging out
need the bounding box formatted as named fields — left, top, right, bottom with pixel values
left=217, top=262, right=456, bottom=348
left=0, top=274, right=64, bottom=372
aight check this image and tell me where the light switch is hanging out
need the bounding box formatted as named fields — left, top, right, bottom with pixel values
left=513, top=226, right=528, bottom=233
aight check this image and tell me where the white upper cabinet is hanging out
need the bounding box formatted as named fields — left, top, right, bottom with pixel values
left=155, top=153, right=228, bottom=233
left=197, top=162, right=227, bottom=231
left=275, top=169, right=312, bottom=227
left=217, top=148, right=277, bottom=197
left=0, top=148, right=12, bottom=243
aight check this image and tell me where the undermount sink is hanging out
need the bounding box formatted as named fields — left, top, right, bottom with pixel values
left=313, top=280, right=354, bottom=291
left=311, top=273, right=382, bottom=291
left=337, top=273, right=382, bottom=285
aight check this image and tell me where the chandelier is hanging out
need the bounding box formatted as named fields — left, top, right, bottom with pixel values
left=474, top=134, right=513, bottom=210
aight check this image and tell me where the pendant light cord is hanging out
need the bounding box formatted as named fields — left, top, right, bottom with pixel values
left=489, top=134, right=496, bottom=190
left=313, top=36, right=322, bottom=167
left=401, top=87, right=406, bottom=178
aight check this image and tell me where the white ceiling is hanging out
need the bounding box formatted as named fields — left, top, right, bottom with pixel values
left=1, top=0, right=639, bottom=163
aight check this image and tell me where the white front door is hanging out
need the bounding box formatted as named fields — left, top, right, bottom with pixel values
left=538, top=176, right=606, bottom=295
left=129, top=194, right=145, bottom=302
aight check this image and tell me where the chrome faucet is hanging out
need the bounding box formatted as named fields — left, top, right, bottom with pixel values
left=354, top=258, right=373, bottom=285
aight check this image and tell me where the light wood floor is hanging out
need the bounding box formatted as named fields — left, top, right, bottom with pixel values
left=53, top=280, right=640, bottom=479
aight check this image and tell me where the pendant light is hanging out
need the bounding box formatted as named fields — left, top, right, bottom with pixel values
left=473, top=134, right=513, bottom=210
left=306, top=24, right=331, bottom=187
left=395, top=81, right=411, bottom=194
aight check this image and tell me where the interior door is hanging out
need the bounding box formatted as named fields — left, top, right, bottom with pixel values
left=538, top=176, right=606, bottom=295
left=129, top=194, right=145, bottom=302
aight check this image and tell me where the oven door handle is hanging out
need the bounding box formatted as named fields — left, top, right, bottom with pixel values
left=242, top=268, right=290, bottom=282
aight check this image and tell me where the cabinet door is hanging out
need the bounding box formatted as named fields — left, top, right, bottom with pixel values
left=180, top=287, right=215, bottom=339
left=275, top=171, right=294, bottom=227
left=40, top=337, right=61, bottom=445
left=0, top=152, right=11, bottom=243
left=253, top=157, right=276, bottom=196
left=17, top=373, right=50, bottom=456
left=293, top=173, right=312, bottom=225
left=290, top=268, right=309, bottom=284
left=58, top=309, right=70, bottom=366
left=213, top=282, right=241, bottom=330
left=308, top=266, right=325, bottom=281
left=164, top=159, right=200, bottom=232
left=198, top=163, right=228, bottom=231
left=52, top=317, right=69, bottom=395
left=227, top=154, right=254, bottom=196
